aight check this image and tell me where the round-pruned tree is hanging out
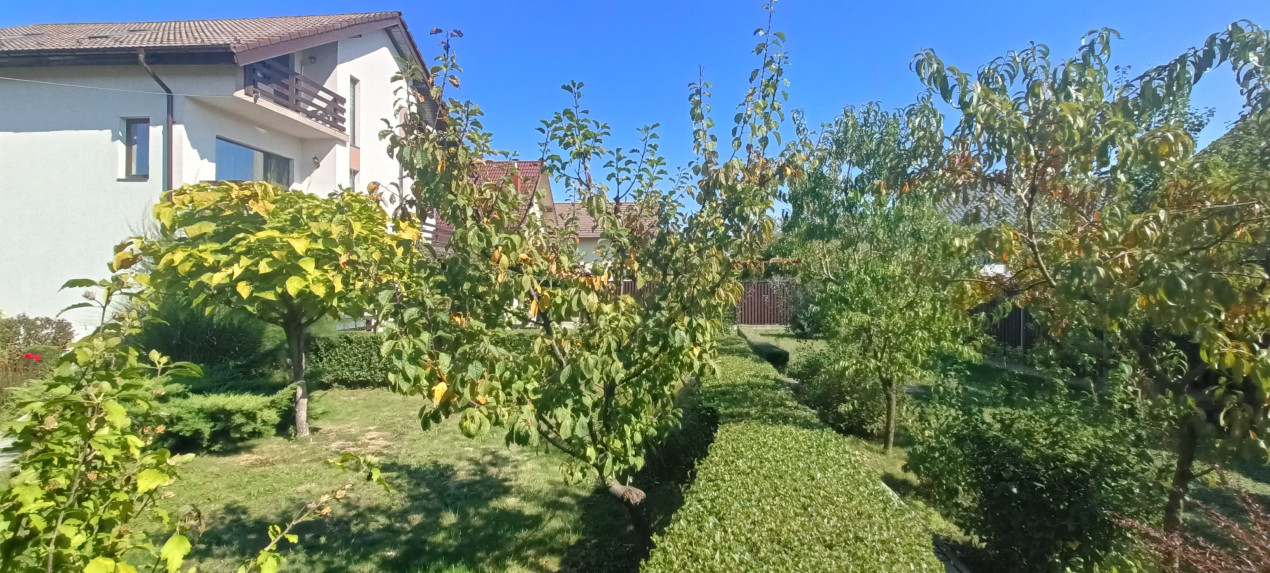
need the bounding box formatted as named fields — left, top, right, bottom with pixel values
left=144, top=181, right=420, bottom=437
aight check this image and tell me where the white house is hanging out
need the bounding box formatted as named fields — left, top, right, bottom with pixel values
left=0, top=12, right=433, bottom=331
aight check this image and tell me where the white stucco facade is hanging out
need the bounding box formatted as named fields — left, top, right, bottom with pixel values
left=0, top=28, right=416, bottom=331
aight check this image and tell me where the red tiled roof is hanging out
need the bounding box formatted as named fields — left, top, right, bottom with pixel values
left=430, top=160, right=548, bottom=252
left=474, top=160, right=544, bottom=198
left=0, top=12, right=400, bottom=54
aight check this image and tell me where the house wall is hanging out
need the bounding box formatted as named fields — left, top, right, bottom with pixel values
left=0, top=30, right=413, bottom=331
left=1, top=65, right=192, bottom=330
left=577, top=238, right=605, bottom=262
left=336, top=30, right=408, bottom=192
left=179, top=96, right=308, bottom=186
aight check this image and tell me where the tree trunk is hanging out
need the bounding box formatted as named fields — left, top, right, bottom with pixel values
left=1163, top=415, right=1198, bottom=532
left=605, top=477, right=651, bottom=556
left=285, top=321, right=310, bottom=438
left=884, top=377, right=897, bottom=453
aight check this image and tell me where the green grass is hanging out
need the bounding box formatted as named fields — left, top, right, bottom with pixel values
left=735, top=325, right=825, bottom=373
left=163, top=387, right=645, bottom=573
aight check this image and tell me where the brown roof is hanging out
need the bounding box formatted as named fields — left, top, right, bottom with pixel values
left=0, top=12, right=418, bottom=66
left=474, top=160, right=545, bottom=199
left=553, top=201, right=659, bottom=239
left=430, top=160, right=550, bottom=252
left=0, top=12, right=394, bottom=52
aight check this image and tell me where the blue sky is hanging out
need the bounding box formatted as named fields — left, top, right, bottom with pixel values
left=5, top=1, right=1268, bottom=199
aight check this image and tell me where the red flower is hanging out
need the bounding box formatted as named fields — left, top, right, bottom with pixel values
left=22, top=353, right=33, bottom=360
left=33, top=354, right=42, bottom=363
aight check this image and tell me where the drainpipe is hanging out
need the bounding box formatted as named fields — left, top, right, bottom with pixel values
left=137, top=49, right=174, bottom=190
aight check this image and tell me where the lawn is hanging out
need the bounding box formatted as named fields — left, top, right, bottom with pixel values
left=164, top=387, right=644, bottom=573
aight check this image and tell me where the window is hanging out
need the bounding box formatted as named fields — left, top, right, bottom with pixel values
left=349, top=169, right=359, bottom=191
left=124, top=118, right=149, bottom=179
left=349, top=76, right=360, bottom=146
left=215, top=138, right=292, bottom=187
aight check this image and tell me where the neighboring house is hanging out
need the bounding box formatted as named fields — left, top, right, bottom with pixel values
left=423, top=160, right=659, bottom=264
left=0, top=12, right=434, bottom=330
left=552, top=201, right=657, bottom=262
left=429, top=160, right=555, bottom=253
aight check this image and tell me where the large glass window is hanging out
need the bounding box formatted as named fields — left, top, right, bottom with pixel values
left=124, top=118, right=149, bottom=179
left=215, top=138, right=292, bottom=187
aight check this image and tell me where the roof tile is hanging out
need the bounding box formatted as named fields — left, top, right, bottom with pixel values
left=0, top=12, right=400, bottom=54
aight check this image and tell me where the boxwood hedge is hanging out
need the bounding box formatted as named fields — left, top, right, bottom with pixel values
left=642, top=337, right=941, bottom=573
left=307, top=331, right=392, bottom=388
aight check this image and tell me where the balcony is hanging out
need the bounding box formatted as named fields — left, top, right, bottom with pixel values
left=242, top=59, right=346, bottom=134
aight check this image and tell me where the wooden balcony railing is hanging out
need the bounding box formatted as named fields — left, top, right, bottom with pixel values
left=243, top=59, right=346, bottom=133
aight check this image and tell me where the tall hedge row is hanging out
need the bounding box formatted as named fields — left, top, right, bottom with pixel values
left=642, top=337, right=941, bottom=572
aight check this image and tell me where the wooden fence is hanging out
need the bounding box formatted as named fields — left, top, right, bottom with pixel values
left=616, top=279, right=795, bottom=325
left=735, top=280, right=795, bottom=325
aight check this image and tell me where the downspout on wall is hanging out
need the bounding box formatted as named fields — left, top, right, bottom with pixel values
left=137, top=49, right=174, bottom=190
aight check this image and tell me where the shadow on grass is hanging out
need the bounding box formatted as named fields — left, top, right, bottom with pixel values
left=558, top=384, right=723, bottom=572
left=191, top=411, right=722, bottom=573
left=192, top=451, right=632, bottom=573
left=746, top=341, right=790, bottom=372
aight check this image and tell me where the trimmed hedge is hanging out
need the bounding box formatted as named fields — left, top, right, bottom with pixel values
left=160, top=391, right=289, bottom=452
left=308, top=331, right=391, bottom=388
left=643, top=337, right=941, bottom=572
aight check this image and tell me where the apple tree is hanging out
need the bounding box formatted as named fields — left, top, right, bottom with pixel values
left=376, top=13, right=793, bottom=538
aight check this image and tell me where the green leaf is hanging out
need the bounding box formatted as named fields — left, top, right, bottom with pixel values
left=137, top=468, right=169, bottom=493
left=258, top=552, right=281, bottom=573
left=61, top=278, right=99, bottom=289
left=160, top=534, right=192, bottom=573
left=102, top=400, right=128, bottom=428
left=58, top=302, right=96, bottom=316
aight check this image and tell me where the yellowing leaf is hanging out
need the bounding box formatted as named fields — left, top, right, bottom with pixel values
left=398, top=225, right=421, bottom=241
left=309, top=281, right=328, bottom=298
left=431, top=381, right=449, bottom=404
left=85, top=557, right=117, bottom=573
left=259, top=259, right=275, bottom=274
left=285, top=276, right=308, bottom=297
left=298, top=257, right=316, bottom=273
left=285, top=237, right=310, bottom=255
left=112, top=249, right=139, bottom=272
left=236, top=282, right=253, bottom=299
left=137, top=468, right=169, bottom=493
left=160, top=534, right=192, bottom=573
left=528, top=299, right=539, bottom=318
left=183, top=221, right=216, bottom=238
